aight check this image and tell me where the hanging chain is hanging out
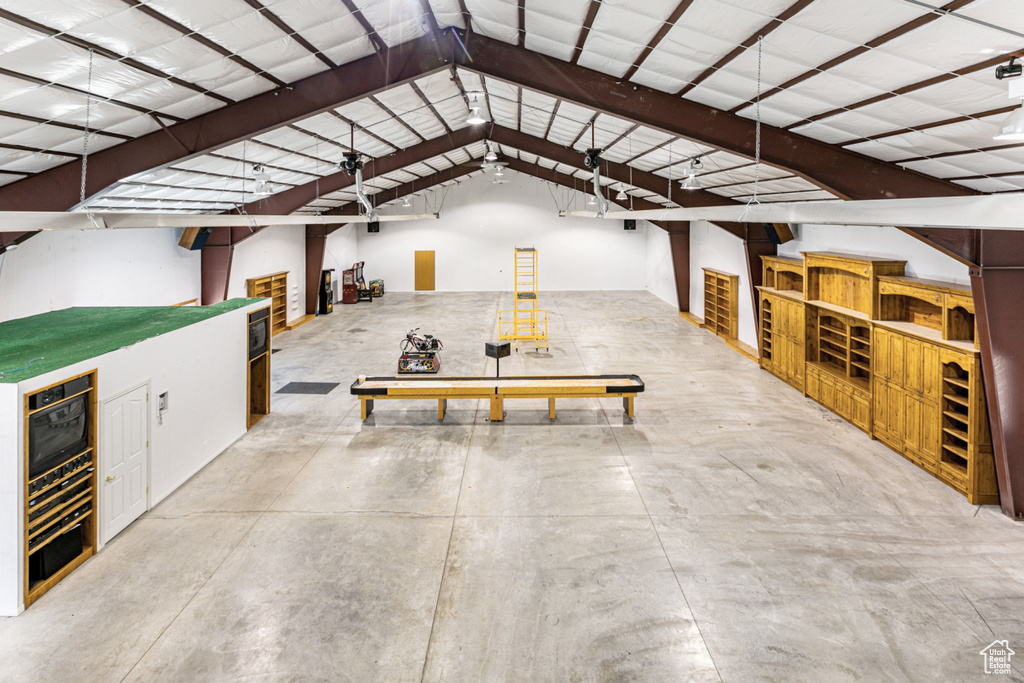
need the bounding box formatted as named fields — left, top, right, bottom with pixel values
left=80, top=48, right=94, bottom=207
left=751, top=35, right=764, bottom=205
left=315, top=138, right=321, bottom=211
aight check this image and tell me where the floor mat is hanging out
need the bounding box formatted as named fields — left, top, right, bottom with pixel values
left=276, top=381, right=339, bottom=395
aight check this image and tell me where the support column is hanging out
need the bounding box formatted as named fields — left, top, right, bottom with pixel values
left=744, top=223, right=777, bottom=332
left=668, top=224, right=690, bottom=313
left=200, top=244, right=232, bottom=305
left=971, top=230, right=1024, bottom=519
left=305, top=224, right=328, bottom=316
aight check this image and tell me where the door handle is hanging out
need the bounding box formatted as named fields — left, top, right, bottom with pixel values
left=106, top=476, right=116, bottom=483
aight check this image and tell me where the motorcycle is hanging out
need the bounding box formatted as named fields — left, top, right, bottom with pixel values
left=400, top=328, right=443, bottom=353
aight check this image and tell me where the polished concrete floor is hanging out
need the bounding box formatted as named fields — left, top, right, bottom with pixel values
left=3, top=291, right=1024, bottom=682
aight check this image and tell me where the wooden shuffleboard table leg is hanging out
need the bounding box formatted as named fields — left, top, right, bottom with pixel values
left=361, top=398, right=374, bottom=420
left=548, top=397, right=556, bottom=421
left=623, top=396, right=634, bottom=420
left=489, top=396, right=504, bottom=422
left=438, top=398, right=447, bottom=422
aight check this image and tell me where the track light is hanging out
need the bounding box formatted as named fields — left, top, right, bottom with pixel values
left=679, top=157, right=703, bottom=191
left=466, top=93, right=487, bottom=125
left=252, top=163, right=272, bottom=196
left=995, top=57, right=1022, bottom=80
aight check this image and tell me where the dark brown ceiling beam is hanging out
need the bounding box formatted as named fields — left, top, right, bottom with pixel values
left=678, top=0, right=814, bottom=96
left=0, top=65, right=183, bottom=122
left=541, top=101, right=562, bottom=140
left=517, top=86, right=523, bottom=131
left=322, top=163, right=479, bottom=219
left=458, top=32, right=974, bottom=200
left=0, top=109, right=132, bottom=141
left=120, top=0, right=286, bottom=87
left=241, top=0, right=336, bottom=68
left=0, top=8, right=233, bottom=105
left=0, top=142, right=80, bottom=159
left=342, top=0, right=389, bottom=62
left=225, top=125, right=486, bottom=222
left=603, top=123, right=639, bottom=153
left=843, top=104, right=1018, bottom=145
left=0, top=32, right=453, bottom=211
left=625, top=137, right=676, bottom=164
left=788, top=49, right=1024, bottom=130
left=729, top=0, right=978, bottom=114
left=518, top=0, right=526, bottom=48
left=410, top=81, right=453, bottom=133
left=329, top=112, right=399, bottom=153
left=370, top=95, right=427, bottom=144
left=456, top=0, right=473, bottom=31
left=570, top=113, right=600, bottom=149
left=572, top=1, right=601, bottom=65
left=623, top=0, right=696, bottom=81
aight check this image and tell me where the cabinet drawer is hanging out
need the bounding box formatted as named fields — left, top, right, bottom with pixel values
left=904, top=446, right=938, bottom=475
left=937, top=462, right=969, bottom=492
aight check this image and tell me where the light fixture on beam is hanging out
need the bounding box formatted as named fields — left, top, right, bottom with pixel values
left=994, top=62, right=1024, bottom=140
left=466, top=92, right=487, bottom=125
left=679, top=157, right=703, bottom=191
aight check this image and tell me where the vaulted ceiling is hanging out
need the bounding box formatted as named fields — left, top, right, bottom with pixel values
left=0, top=0, right=1021, bottom=230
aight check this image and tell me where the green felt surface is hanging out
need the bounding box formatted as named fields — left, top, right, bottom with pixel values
left=0, top=299, right=263, bottom=383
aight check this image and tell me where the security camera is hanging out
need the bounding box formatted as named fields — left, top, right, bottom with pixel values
left=583, top=148, right=603, bottom=169
left=339, top=153, right=363, bottom=174
left=996, top=57, right=1021, bottom=80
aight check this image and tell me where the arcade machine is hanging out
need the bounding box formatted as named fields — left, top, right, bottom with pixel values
left=341, top=262, right=373, bottom=304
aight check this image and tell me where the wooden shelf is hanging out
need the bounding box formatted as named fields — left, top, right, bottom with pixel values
left=247, top=272, right=289, bottom=337
left=703, top=268, right=739, bottom=343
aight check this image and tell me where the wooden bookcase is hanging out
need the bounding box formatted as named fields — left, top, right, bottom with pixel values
left=23, top=370, right=98, bottom=609
left=247, top=272, right=288, bottom=337
left=702, top=268, right=739, bottom=342
left=247, top=306, right=271, bottom=429
left=757, top=252, right=997, bottom=505
left=758, top=256, right=806, bottom=392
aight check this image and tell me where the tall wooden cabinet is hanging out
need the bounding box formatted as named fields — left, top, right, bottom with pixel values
left=756, top=252, right=997, bottom=505
left=247, top=272, right=288, bottom=337
left=702, top=268, right=739, bottom=342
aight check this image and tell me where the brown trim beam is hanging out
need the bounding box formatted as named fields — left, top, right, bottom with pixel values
left=572, top=2, right=601, bottom=65
left=623, top=0, right=696, bottom=82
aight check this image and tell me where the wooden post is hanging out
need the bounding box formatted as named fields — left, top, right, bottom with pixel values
left=668, top=225, right=690, bottom=313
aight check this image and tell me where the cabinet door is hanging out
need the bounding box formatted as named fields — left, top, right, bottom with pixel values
left=806, top=366, right=821, bottom=400
left=904, top=393, right=923, bottom=453
left=834, top=384, right=852, bottom=421
left=920, top=399, right=940, bottom=461
left=872, top=379, right=890, bottom=436
left=821, top=374, right=837, bottom=408
left=851, top=392, right=871, bottom=433
left=874, top=328, right=891, bottom=381
left=903, top=336, right=923, bottom=394
left=920, top=343, right=941, bottom=403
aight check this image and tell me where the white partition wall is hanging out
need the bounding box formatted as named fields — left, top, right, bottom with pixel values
left=688, top=221, right=757, bottom=349
left=228, top=225, right=306, bottom=325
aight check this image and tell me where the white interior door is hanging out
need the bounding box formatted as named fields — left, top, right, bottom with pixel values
left=101, top=384, right=149, bottom=544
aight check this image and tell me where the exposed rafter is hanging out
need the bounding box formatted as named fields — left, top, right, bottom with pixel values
left=728, top=0, right=979, bottom=113
left=541, top=101, right=562, bottom=141
left=241, top=0, right=336, bottom=68
left=572, top=1, right=602, bottom=65
left=518, top=0, right=527, bottom=48
left=410, top=82, right=453, bottom=134
left=341, top=0, right=389, bottom=55
left=622, top=0, right=696, bottom=82
left=678, top=0, right=815, bottom=97
left=843, top=104, right=1019, bottom=145
left=570, top=113, right=600, bottom=150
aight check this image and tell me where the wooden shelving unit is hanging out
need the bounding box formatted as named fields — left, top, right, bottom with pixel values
left=757, top=252, right=996, bottom=505
left=247, top=272, right=288, bottom=337
left=247, top=307, right=271, bottom=429
left=702, top=268, right=739, bottom=342
left=24, top=370, right=98, bottom=609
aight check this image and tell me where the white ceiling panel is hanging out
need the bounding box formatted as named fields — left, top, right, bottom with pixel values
left=786, top=0, right=924, bottom=45
left=465, top=0, right=519, bottom=42
left=784, top=71, right=888, bottom=110
left=523, top=33, right=576, bottom=62
left=0, top=150, right=72, bottom=173
left=735, top=102, right=808, bottom=129
left=262, top=0, right=348, bottom=32
left=899, top=157, right=969, bottom=178
left=879, top=15, right=1024, bottom=74
left=824, top=49, right=946, bottom=97
left=69, top=9, right=187, bottom=57
left=0, top=0, right=127, bottom=33
left=954, top=177, right=1023, bottom=193
left=905, top=76, right=1009, bottom=114
left=200, top=12, right=290, bottom=56
left=854, top=98, right=959, bottom=133
left=0, top=18, right=45, bottom=56
left=684, top=84, right=750, bottom=112
left=789, top=120, right=858, bottom=145
left=132, top=36, right=227, bottom=79
left=156, top=95, right=224, bottom=120
left=0, top=38, right=94, bottom=84
left=0, top=173, right=31, bottom=187
left=698, top=69, right=762, bottom=105
left=576, top=48, right=633, bottom=80
left=843, top=139, right=916, bottom=163
left=428, top=0, right=467, bottom=30
left=679, top=0, right=779, bottom=44
left=959, top=0, right=1024, bottom=35
left=2, top=124, right=83, bottom=150
left=587, top=5, right=661, bottom=56
left=0, top=115, right=39, bottom=138
left=940, top=151, right=1024, bottom=176
left=237, top=37, right=318, bottom=75
left=354, top=0, right=427, bottom=47
left=652, top=23, right=735, bottom=65
left=629, top=65, right=690, bottom=94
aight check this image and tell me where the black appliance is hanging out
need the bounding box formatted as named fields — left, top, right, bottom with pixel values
left=29, top=523, right=83, bottom=584
left=28, top=383, right=90, bottom=480
left=318, top=269, right=335, bottom=315
left=248, top=308, right=269, bottom=360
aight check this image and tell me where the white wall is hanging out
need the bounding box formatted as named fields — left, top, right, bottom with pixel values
left=323, top=223, right=358, bottom=276
left=0, top=301, right=261, bottom=615
left=358, top=172, right=648, bottom=292
left=778, top=223, right=971, bottom=284
left=689, top=221, right=758, bottom=349
left=228, top=225, right=306, bottom=324
left=0, top=228, right=200, bottom=323
left=644, top=223, right=679, bottom=309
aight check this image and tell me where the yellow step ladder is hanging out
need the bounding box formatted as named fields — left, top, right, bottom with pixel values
left=499, top=247, right=548, bottom=349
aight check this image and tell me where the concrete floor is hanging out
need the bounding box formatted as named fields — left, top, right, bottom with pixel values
left=3, top=290, right=1024, bottom=682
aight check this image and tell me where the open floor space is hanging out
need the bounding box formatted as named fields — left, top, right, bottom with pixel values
left=2, top=291, right=1022, bottom=682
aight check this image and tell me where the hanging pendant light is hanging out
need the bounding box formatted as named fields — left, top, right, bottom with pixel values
left=401, top=196, right=411, bottom=208
left=679, top=157, right=703, bottom=191
left=995, top=101, right=1024, bottom=140
left=466, top=93, right=487, bottom=125
left=587, top=194, right=597, bottom=206
left=484, top=144, right=498, bottom=162
left=252, top=163, right=273, bottom=196
left=615, top=185, right=628, bottom=201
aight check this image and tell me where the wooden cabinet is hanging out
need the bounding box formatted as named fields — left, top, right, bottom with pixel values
left=247, top=272, right=288, bottom=337
left=759, top=289, right=805, bottom=392
left=702, top=268, right=739, bottom=342
left=758, top=252, right=996, bottom=506
left=24, top=371, right=98, bottom=609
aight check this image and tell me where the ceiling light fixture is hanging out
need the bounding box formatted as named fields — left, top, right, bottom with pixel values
left=401, top=196, right=411, bottom=208
left=679, top=157, right=703, bottom=191
left=466, top=93, right=487, bottom=125
left=996, top=101, right=1024, bottom=140
left=494, top=167, right=504, bottom=177
left=587, top=194, right=597, bottom=206
left=615, top=186, right=627, bottom=201
left=995, top=56, right=1022, bottom=80
left=484, top=144, right=498, bottom=162
left=252, top=164, right=272, bottom=196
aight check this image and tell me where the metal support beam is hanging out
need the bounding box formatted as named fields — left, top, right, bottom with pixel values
left=201, top=244, right=233, bottom=306
left=971, top=231, right=1024, bottom=519
left=668, top=226, right=690, bottom=313
left=305, top=225, right=328, bottom=315
left=743, top=224, right=777, bottom=332
left=457, top=32, right=974, bottom=202
left=0, top=32, right=455, bottom=212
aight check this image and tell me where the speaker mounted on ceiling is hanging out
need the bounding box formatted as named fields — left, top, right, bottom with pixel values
left=763, top=222, right=795, bottom=245
left=367, top=221, right=380, bottom=233
left=178, top=227, right=211, bottom=251
left=623, top=219, right=636, bottom=231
